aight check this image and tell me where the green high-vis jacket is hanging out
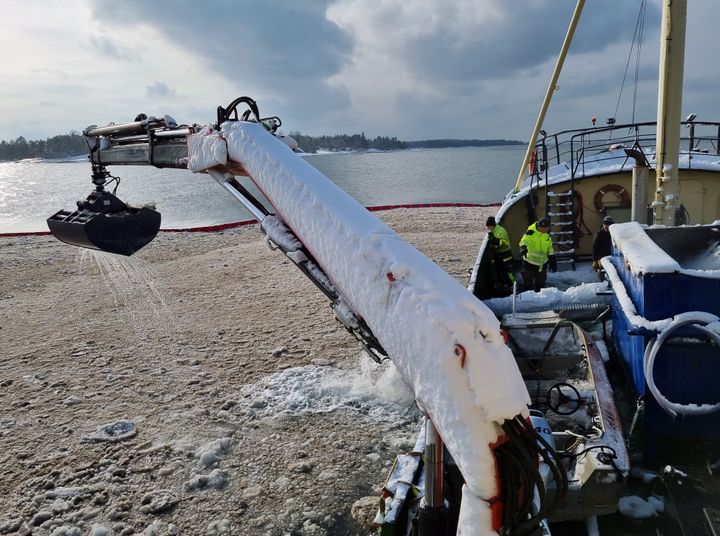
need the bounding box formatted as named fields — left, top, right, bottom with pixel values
left=519, top=222, right=554, bottom=270
left=491, top=224, right=512, bottom=254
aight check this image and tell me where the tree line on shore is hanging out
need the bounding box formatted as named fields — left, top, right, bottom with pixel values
left=288, top=132, right=406, bottom=153
left=0, top=131, right=523, bottom=161
left=0, top=134, right=87, bottom=161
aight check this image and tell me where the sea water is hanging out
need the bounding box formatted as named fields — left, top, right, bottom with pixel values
left=0, top=145, right=523, bottom=233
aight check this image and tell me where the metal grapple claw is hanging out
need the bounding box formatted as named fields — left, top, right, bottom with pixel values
left=47, top=165, right=160, bottom=256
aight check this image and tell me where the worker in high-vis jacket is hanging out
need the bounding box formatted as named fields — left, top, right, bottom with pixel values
left=518, top=218, right=556, bottom=292
left=486, top=216, right=515, bottom=288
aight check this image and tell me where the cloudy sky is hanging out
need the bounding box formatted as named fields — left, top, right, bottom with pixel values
left=2, top=0, right=719, bottom=143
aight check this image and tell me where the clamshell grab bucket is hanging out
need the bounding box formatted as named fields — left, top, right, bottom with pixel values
left=47, top=190, right=161, bottom=256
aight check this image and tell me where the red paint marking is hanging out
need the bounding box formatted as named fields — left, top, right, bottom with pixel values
left=487, top=434, right=510, bottom=531
left=500, top=329, right=509, bottom=344
left=454, top=344, right=467, bottom=368
left=161, top=219, right=258, bottom=233
left=367, top=202, right=500, bottom=212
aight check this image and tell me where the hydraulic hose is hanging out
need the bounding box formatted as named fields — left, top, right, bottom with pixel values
left=486, top=300, right=609, bottom=320
left=643, top=312, right=720, bottom=417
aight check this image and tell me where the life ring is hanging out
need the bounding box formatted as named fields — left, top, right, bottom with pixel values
left=594, top=184, right=630, bottom=211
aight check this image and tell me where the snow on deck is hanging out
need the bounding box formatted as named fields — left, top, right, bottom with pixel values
left=482, top=262, right=609, bottom=317
left=485, top=281, right=611, bottom=318
left=610, top=221, right=720, bottom=279
left=610, top=222, right=680, bottom=275
left=600, top=257, right=672, bottom=333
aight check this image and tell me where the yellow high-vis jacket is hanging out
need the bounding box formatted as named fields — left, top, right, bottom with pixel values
left=491, top=224, right=512, bottom=255
left=519, top=222, right=554, bottom=270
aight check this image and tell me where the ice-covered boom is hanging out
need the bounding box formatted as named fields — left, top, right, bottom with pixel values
left=47, top=102, right=534, bottom=534
left=218, top=121, right=530, bottom=532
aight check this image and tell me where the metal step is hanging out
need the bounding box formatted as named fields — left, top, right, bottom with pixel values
left=547, top=211, right=573, bottom=217
left=548, top=202, right=573, bottom=207
left=547, top=191, right=573, bottom=197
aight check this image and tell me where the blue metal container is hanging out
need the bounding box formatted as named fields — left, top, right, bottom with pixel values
left=608, top=223, right=720, bottom=436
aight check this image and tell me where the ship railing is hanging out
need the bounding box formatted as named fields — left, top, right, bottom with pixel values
left=527, top=120, right=719, bottom=272
left=532, top=120, right=720, bottom=176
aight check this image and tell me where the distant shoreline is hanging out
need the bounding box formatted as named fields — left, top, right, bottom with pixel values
left=0, top=130, right=525, bottom=161
left=2, top=142, right=526, bottom=162
left=297, top=142, right=526, bottom=155
left=405, top=139, right=524, bottom=149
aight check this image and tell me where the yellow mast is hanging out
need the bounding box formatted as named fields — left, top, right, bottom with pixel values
left=652, top=0, right=687, bottom=225
left=513, top=0, right=585, bottom=193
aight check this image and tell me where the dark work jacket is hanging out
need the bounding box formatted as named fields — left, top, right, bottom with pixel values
left=592, top=227, right=612, bottom=261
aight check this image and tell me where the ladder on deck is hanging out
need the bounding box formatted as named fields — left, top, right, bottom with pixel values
left=530, top=139, right=577, bottom=270
left=546, top=190, right=576, bottom=270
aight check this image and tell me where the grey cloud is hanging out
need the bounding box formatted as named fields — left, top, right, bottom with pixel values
left=259, top=79, right=351, bottom=134
left=30, top=68, right=69, bottom=79
left=146, top=82, right=178, bottom=98
left=89, top=35, right=137, bottom=61
left=556, top=61, right=658, bottom=102
left=88, top=1, right=351, bottom=101
left=83, top=0, right=715, bottom=140
left=379, top=1, right=664, bottom=138
left=684, top=76, right=720, bottom=93
left=402, top=1, right=660, bottom=83
left=87, top=0, right=354, bottom=132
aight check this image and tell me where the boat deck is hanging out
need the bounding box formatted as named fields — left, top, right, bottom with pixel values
left=483, top=261, right=611, bottom=319
left=546, top=261, right=601, bottom=288
left=482, top=260, right=720, bottom=534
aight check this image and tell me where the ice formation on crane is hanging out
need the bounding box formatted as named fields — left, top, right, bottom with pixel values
left=187, top=122, right=531, bottom=533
